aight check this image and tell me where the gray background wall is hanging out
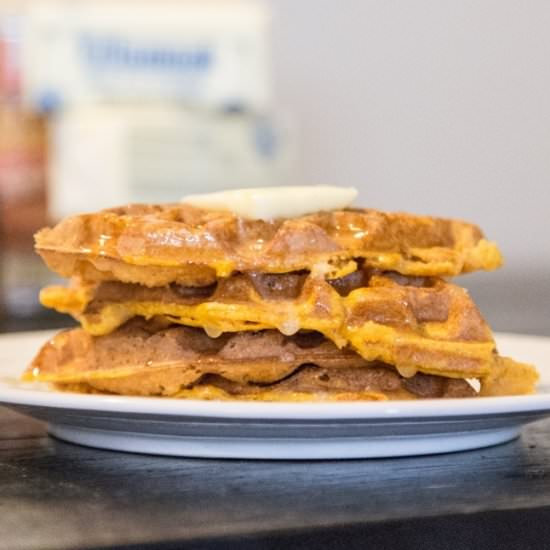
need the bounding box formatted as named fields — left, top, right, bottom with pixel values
left=268, top=0, right=549, bottom=333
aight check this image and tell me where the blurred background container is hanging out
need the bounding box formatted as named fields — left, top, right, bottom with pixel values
left=0, top=0, right=295, bottom=331
left=0, top=0, right=548, bottom=334
left=0, top=6, right=52, bottom=331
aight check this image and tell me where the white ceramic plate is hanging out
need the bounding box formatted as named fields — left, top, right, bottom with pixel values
left=0, top=330, right=549, bottom=459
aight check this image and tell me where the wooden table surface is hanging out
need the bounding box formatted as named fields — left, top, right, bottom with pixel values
left=2, top=405, right=550, bottom=550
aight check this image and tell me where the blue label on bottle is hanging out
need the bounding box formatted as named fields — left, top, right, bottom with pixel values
left=79, top=33, right=213, bottom=73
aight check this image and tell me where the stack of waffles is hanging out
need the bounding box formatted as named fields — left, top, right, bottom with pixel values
left=25, top=203, right=538, bottom=400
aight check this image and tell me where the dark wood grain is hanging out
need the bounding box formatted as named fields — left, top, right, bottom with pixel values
left=0, top=407, right=46, bottom=440
left=1, top=406, right=550, bottom=550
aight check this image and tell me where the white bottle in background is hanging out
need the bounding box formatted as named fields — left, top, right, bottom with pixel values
left=21, top=0, right=270, bottom=112
left=48, top=104, right=296, bottom=219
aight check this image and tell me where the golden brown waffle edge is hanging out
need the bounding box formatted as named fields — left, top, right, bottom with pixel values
left=39, top=271, right=497, bottom=378
left=34, top=204, right=503, bottom=283
left=23, top=320, right=537, bottom=400
left=26, top=201, right=538, bottom=400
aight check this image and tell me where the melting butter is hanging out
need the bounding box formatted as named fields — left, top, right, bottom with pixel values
left=278, top=319, right=300, bottom=336
left=396, top=365, right=418, bottom=378
left=204, top=326, right=223, bottom=338
left=181, top=186, right=358, bottom=221
left=465, top=378, right=481, bottom=393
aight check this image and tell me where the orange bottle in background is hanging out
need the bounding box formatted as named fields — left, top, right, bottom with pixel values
left=0, top=12, right=60, bottom=330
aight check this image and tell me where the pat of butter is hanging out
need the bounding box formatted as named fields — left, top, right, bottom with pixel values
left=465, top=378, right=481, bottom=393
left=181, top=185, right=358, bottom=220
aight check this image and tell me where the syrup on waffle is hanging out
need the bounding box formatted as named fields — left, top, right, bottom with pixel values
left=25, top=319, right=536, bottom=400
left=26, top=198, right=538, bottom=400
left=35, top=204, right=503, bottom=284
left=40, top=269, right=496, bottom=378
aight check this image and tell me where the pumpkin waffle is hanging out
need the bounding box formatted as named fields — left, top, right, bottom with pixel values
left=39, top=270, right=497, bottom=378
left=25, top=319, right=536, bottom=400
left=34, top=203, right=503, bottom=286
left=26, top=194, right=538, bottom=400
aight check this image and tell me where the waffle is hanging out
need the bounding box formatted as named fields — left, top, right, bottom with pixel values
left=25, top=319, right=536, bottom=400
left=40, top=270, right=496, bottom=378
left=35, top=204, right=503, bottom=286
left=26, top=196, right=538, bottom=400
